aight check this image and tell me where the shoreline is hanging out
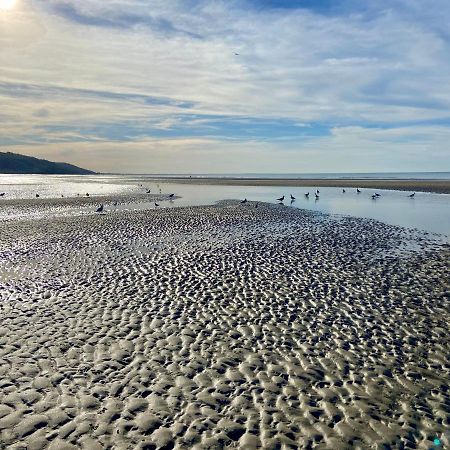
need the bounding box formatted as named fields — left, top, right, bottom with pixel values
left=1, top=189, right=449, bottom=236
left=143, top=177, right=450, bottom=194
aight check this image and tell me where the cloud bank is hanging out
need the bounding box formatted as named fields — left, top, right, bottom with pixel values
left=1, top=0, right=449, bottom=172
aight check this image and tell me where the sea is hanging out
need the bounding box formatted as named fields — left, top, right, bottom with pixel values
left=125, top=172, right=450, bottom=180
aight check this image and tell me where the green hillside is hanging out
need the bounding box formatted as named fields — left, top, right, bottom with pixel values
left=0, top=152, right=96, bottom=175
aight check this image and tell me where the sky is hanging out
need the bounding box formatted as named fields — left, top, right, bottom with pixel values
left=0, top=0, right=449, bottom=173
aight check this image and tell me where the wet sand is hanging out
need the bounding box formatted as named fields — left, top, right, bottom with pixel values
left=0, top=198, right=449, bottom=449
left=146, top=177, right=450, bottom=194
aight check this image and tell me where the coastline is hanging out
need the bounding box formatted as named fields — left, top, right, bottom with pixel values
left=143, top=177, right=450, bottom=194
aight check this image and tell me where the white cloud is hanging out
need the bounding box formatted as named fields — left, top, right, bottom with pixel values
left=1, top=0, right=449, bottom=171
left=8, top=125, right=450, bottom=173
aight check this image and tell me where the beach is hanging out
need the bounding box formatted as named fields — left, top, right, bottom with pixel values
left=0, top=195, right=449, bottom=449
left=2, top=0, right=450, bottom=446
left=144, top=177, right=450, bottom=194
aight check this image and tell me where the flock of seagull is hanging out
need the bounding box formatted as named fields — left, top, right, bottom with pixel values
left=95, top=186, right=176, bottom=213
left=240, top=188, right=417, bottom=206
left=0, top=187, right=418, bottom=214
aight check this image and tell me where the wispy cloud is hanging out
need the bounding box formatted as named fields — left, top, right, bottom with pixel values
left=8, top=125, right=450, bottom=173
left=0, top=0, right=449, bottom=172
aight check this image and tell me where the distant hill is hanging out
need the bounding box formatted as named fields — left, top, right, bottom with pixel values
left=0, top=151, right=96, bottom=175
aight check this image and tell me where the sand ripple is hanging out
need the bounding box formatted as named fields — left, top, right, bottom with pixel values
left=0, top=202, right=448, bottom=449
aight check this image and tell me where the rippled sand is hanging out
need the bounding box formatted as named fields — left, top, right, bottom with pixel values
left=0, top=199, right=448, bottom=449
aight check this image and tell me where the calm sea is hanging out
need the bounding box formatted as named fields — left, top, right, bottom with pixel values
left=128, top=172, right=450, bottom=180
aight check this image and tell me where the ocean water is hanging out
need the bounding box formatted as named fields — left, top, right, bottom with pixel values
left=124, top=172, right=450, bottom=180
left=1, top=174, right=449, bottom=236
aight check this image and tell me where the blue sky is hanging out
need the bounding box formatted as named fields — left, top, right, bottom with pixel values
left=0, top=0, right=449, bottom=173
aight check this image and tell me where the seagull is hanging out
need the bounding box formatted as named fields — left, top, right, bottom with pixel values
left=342, top=189, right=346, bottom=193
left=36, top=194, right=40, bottom=198
left=0, top=193, right=5, bottom=197
left=86, top=193, right=90, bottom=197
left=96, top=204, right=104, bottom=213
left=409, top=192, right=415, bottom=198
left=154, top=202, right=159, bottom=207
left=290, top=194, right=296, bottom=200
left=315, top=193, right=319, bottom=199
left=375, top=193, right=381, bottom=197
left=316, top=189, right=320, bottom=194
left=113, top=201, right=118, bottom=206
left=371, top=194, right=377, bottom=199
left=357, top=188, right=361, bottom=193
left=146, top=189, right=151, bottom=194
left=240, top=198, right=247, bottom=204
left=276, top=195, right=285, bottom=202
left=304, top=192, right=310, bottom=197
left=169, top=193, right=175, bottom=198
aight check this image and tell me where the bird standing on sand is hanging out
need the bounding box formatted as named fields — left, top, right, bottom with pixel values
left=146, top=189, right=151, bottom=194
left=36, top=194, right=40, bottom=198
left=409, top=192, right=415, bottom=198
left=304, top=192, right=309, bottom=197
left=169, top=193, right=175, bottom=198
left=241, top=198, right=247, bottom=204
left=0, top=193, right=5, bottom=197
left=277, top=195, right=285, bottom=202
left=86, top=193, right=90, bottom=197
left=290, top=194, right=296, bottom=200
left=357, top=188, right=361, bottom=193
left=316, top=189, right=320, bottom=194
left=371, top=194, right=377, bottom=199
left=96, top=204, right=104, bottom=213
left=154, top=202, right=159, bottom=207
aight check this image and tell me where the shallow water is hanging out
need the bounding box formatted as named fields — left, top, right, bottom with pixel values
left=110, top=178, right=450, bottom=236
left=1, top=174, right=449, bottom=235
left=0, top=174, right=136, bottom=198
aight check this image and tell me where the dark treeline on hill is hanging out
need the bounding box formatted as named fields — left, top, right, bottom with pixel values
left=0, top=151, right=96, bottom=175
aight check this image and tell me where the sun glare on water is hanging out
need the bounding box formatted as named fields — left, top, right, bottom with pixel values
left=0, top=0, right=16, bottom=10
